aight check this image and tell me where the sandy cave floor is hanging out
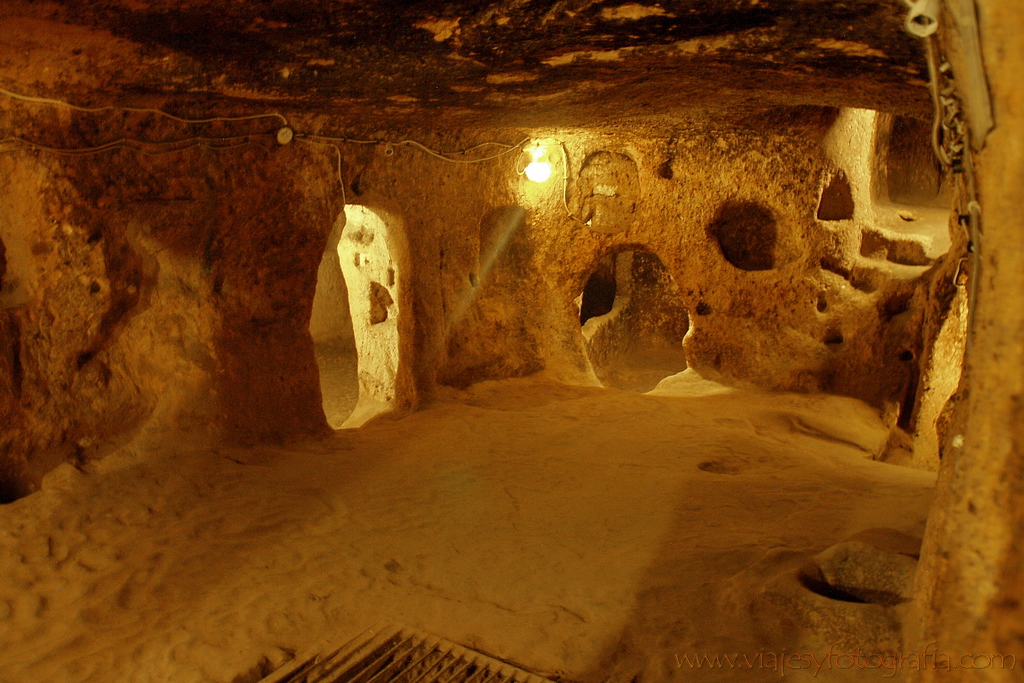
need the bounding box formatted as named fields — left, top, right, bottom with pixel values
left=0, top=374, right=936, bottom=683
left=594, top=345, right=691, bottom=394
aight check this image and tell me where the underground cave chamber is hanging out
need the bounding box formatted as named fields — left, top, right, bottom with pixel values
left=1, top=1, right=1022, bottom=681
left=0, top=105, right=989, bottom=681
left=0, top=105, right=984, bottom=682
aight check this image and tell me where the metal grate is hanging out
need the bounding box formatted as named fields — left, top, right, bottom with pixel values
left=259, top=626, right=555, bottom=683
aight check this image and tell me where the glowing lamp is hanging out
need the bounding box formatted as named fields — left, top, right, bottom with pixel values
left=523, top=142, right=554, bottom=183
left=525, top=159, right=552, bottom=183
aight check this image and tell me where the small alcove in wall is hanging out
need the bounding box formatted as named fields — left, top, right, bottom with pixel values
left=816, top=170, right=855, bottom=221
left=577, top=249, right=689, bottom=392
left=869, top=113, right=954, bottom=261
left=310, top=205, right=405, bottom=428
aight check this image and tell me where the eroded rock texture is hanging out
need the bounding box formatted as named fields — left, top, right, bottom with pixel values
left=911, top=2, right=1024, bottom=677
left=0, top=106, right=960, bottom=494
left=0, top=0, right=1021, bottom=679
left=0, top=133, right=340, bottom=499
left=0, top=0, right=931, bottom=127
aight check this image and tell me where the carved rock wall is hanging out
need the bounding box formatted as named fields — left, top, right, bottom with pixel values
left=0, top=103, right=958, bottom=496
left=911, top=0, right=1024, bottom=677
left=0, top=126, right=340, bottom=500
left=341, top=115, right=947, bottom=422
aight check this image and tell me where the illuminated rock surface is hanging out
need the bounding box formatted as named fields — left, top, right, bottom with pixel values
left=0, top=0, right=1021, bottom=681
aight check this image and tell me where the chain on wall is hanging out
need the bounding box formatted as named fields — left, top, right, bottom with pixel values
left=905, top=0, right=985, bottom=343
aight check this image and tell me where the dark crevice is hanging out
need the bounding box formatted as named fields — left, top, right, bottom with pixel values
left=368, top=281, right=393, bottom=325
left=897, top=364, right=921, bottom=430
left=10, top=315, right=23, bottom=397
left=657, top=135, right=677, bottom=180
left=579, top=255, right=617, bottom=325
left=0, top=475, right=30, bottom=505
left=799, top=567, right=869, bottom=603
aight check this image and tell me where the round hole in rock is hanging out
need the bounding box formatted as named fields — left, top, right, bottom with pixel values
left=577, top=250, right=689, bottom=392
left=707, top=200, right=777, bottom=271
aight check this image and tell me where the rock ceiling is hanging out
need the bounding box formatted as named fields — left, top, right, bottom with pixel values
left=0, top=0, right=931, bottom=128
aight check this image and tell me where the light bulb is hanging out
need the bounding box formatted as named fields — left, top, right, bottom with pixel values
left=525, top=161, right=552, bottom=183
left=521, top=139, right=557, bottom=184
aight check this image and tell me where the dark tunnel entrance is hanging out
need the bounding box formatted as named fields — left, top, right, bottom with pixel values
left=578, top=250, right=690, bottom=393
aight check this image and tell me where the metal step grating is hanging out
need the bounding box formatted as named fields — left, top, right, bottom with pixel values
left=259, top=626, right=555, bottom=683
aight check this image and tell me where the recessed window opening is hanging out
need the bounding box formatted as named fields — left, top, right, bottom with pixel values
left=311, top=205, right=402, bottom=429
left=885, top=115, right=947, bottom=208
left=707, top=200, right=778, bottom=271
left=577, top=250, right=689, bottom=393
left=871, top=113, right=953, bottom=260
left=816, top=170, right=855, bottom=221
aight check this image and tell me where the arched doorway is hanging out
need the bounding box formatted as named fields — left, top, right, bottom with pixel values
left=310, top=213, right=358, bottom=428
left=311, top=205, right=405, bottom=428
left=577, top=250, right=689, bottom=392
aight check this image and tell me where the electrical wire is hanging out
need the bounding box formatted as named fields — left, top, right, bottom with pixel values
left=295, top=134, right=529, bottom=210
left=0, top=135, right=255, bottom=156
left=298, top=137, right=347, bottom=206
left=0, top=85, right=537, bottom=213
left=396, top=137, right=528, bottom=163
left=1, top=83, right=531, bottom=165
left=0, top=85, right=289, bottom=127
left=301, top=133, right=379, bottom=146
left=924, top=37, right=951, bottom=168
left=301, top=133, right=530, bottom=164
left=559, top=142, right=587, bottom=225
